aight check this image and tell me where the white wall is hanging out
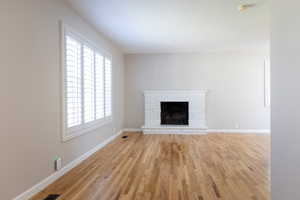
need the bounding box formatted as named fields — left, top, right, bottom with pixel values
left=271, top=0, right=300, bottom=199
left=124, top=51, right=270, bottom=130
left=0, top=1, right=124, bottom=199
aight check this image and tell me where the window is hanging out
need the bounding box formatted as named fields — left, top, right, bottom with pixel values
left=62, top=24, right=112, bottom=141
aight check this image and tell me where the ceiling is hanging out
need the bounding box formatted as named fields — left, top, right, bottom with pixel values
left=66, top=0, right=269, bottom=54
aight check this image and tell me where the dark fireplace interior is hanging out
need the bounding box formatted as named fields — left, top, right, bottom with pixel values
left=161, top=102, right=189, bottom=125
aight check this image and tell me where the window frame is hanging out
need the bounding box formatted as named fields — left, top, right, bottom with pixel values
left=61, top=22, right=113, bottom=142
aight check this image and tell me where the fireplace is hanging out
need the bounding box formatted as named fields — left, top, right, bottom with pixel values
left=143, top=90, right=207, bottom=134
left=160, top=102, right=189, bottom=125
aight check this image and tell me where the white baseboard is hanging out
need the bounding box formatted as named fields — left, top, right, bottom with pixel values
left=206, top=129, right=271, bottom=134
left=13, top=130, right=123, bottom=200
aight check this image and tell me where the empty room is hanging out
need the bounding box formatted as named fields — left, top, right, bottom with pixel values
left=1, top=0, right=299, bottom=200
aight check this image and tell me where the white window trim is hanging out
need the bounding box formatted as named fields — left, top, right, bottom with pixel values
left=60, top=22, right=113, bottom=142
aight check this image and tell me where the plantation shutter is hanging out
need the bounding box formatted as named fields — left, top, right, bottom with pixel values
left=83, top=46, right=95, bottom=123
left=95, top=53, right=105, bottom=119
left=65, top=36, right=82, bottom=128
left=105, top=58, right=112, bottom=117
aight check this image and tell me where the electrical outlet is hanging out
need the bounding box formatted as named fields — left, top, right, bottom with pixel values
left=54, top=157, right=62, bottom=171
left=235, top=123, right=240, bottom=129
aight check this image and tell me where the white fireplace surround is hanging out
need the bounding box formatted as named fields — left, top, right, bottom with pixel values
left=142, top=90, right=208, bottom=134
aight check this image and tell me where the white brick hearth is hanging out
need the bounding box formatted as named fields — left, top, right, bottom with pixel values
left=142, top=90, right=208, bottom=134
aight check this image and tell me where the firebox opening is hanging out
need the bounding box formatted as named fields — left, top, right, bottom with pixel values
left=160, top=102, right=189, bottom=125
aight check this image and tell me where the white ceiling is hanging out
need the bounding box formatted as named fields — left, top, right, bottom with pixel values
left=66, top=0, right=269, bottom=54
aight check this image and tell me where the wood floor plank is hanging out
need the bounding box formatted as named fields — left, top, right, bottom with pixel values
left=31, top=132, right=270, bottom=200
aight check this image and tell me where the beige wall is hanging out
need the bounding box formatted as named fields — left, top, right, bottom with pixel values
left=271, top=0, right=300, bottom=199
left=124, top=51, right=270, bottom=130
left=0, top=1, right=124, bottom=199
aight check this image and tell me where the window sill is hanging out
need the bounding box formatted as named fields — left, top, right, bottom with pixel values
left=62, top=117, right=112, bottom=142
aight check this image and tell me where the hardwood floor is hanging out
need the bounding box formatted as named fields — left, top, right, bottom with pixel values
left=31, top=132, right=270, bottom=200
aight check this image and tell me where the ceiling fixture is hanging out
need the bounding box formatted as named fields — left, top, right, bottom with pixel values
left=238, top=3, right=256, bottom=11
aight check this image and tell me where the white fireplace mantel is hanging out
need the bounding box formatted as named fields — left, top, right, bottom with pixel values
left=142, top=90, right=208, bottom=134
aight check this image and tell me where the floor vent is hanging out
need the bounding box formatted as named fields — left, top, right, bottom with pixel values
left=43, top=194, right=60, bottom=200
left=122, top=135, right=128, bottom=139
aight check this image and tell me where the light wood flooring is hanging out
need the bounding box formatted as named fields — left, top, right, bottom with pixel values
left=31, top=132, right=270, bottom=200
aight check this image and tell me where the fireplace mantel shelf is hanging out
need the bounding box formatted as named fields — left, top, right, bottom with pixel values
left=144, top=90, right=208, bottom=95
